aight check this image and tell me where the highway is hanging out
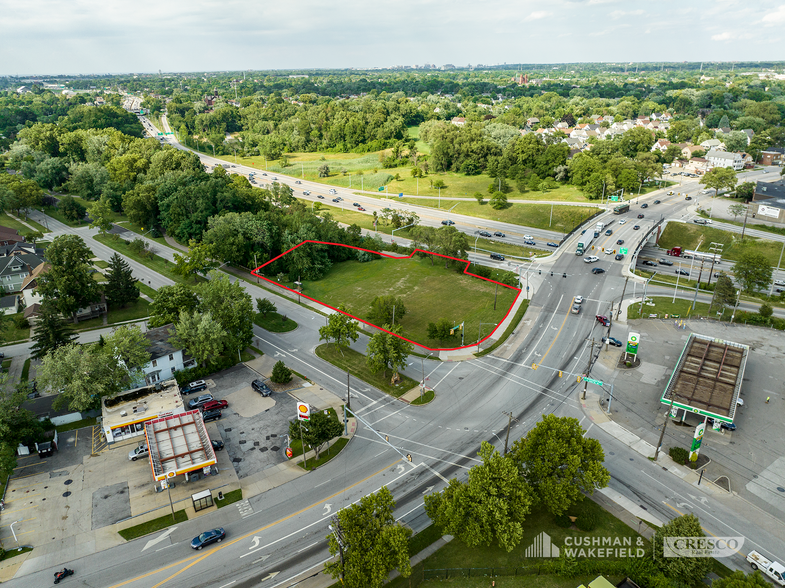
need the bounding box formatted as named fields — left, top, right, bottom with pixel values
left=7, top=111, right=785, bottom=587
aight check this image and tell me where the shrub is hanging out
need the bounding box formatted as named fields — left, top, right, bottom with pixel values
left=669, top=446, right=688, bottom=465
left=271, top=360, right=292, bottom=384
left=575, top=511, right=597, bottom=532
left=12, top=314, right=29, bottom=329
left=554, top=513, right=572, bottom=528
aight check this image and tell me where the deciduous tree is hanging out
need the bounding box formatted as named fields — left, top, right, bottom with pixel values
left=425, top=441, right=533, bottom=552
left=700, top=167, right=738, bottom=196
left=711, top=570, right=771, bottom=588
left=288, top=410, right=343, bottom=460
left=170, top=310, right=227, bottom=366
left=149, top=284, right=198, bottom=327
left=733, top=250, right=772, bottom=293
left=728, top=203, right=747, bottom=221
left=368, top=295, right=405, bottom=326
left=87, top=197, right=115, bottom=236
left=196, top=270, right=254, bottom=354
left=509, top=414, right=610, bottom=516
left=256, top=297, right=276, bottom=317
left=654, top=514, right=712, bottom=585
left=324, top=487, right=412, bottom=588
left=366, top=324, right=413, bottom=379
left=319, top=306, right=359, bottom=352
left=172, top=239, right=217, bottom=282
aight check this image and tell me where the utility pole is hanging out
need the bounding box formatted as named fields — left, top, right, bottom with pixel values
left=654, top=393, right=677, bottom=461
left=329, top=516, right=347, bottom=584
left=692, top=257, right=706, bottom=310
left=582, top=340, right=596, bottom=400
left=503, top=411, right=518, bottom=455
left=617, top=277, right=629, bottom=320
left=741, top=205, right=750, bottom=239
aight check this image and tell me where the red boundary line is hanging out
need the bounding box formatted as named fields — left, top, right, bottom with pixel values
left=251, top=241, right=522, bottom=352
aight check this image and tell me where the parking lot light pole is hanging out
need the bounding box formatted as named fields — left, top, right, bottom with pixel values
left=420, top=353, right=434, bottom=400
left=640, top=272, right=657, bottom=316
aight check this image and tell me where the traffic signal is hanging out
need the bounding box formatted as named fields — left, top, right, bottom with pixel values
left=539, top=269, right=541, bottom=275
left=406, top=454, right=412, bottom=462
left=559, top=371, right=563, bottom=378
left=532, top=363, right=538, bottom=370
left=385, top=435, right=389, bottom=442
left=577, top=376, right=583, bottom=383
left=450, top=329, right=454, bottom=335
left=550, top=271, right=553, bottom=277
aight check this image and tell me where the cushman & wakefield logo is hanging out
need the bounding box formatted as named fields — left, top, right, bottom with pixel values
left=525, top=532, right=645, bottom=558
left=663, top=537, right=744, bottom=558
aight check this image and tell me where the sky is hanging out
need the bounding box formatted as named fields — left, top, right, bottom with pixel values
left=2, top=0, right=785, bottom=76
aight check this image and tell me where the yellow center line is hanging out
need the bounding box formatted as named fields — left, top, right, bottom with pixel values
left=108, top=458, right=405, bottom=588
left=539, top=302, right=572, bottom=365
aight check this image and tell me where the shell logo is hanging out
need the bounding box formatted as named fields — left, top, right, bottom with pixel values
left=297, top=402, right=310, bottom=421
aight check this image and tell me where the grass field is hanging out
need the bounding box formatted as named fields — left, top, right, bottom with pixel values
left=1, top=313, right=31, bottom=343
left=0, top=212, right=49, bottom=234
left=254, top=312, right=298, bottom=333
left=94, top=234, right=200, bottom=286
left=659, top=221, right=785, bottom=267
left=315, top=343, right=419, bottom=397
left=300, top=253, right=519, bottom=348
left=627, top=297, right=716, bottom=319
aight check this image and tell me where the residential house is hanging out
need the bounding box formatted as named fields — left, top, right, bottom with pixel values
left=20, top=261, right=49, bottom=308
left=142, top=324, right=194, bottom=384
left=739, top=152, right=754, bottom=167
left=0, top=295, right=19, bottom=316
left=706, top=149, right=744, bottom=171
left=701, top=138, right=723, bottom=151
left=525, top=117, right=539, bottom=129
left=0, top=227, right=25, bottom=247
left=760, top=148, right=784, bottom=166
left=16, top=86, right=31, bottom=94
left=681, top=145, right=705, bottom=159
left=651, top=139, right=671, bottom=153
left=450, top=116, right=466, bottom=127
left=0, top=252, right=44, bottom=293
left=686, top=158, right=709, bottom=174
left=741, top=129, right=754, bottom=144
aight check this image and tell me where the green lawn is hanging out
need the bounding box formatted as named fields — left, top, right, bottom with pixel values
left=315, top=343, right=419, bottom=397
left=0, top=212, right=49, bottom=234
left=300, top=255, right=519, bottom=348
left=627, top=296, right=721, bottom=320
left=21, top=358, right=30, bottom=381
left=1, top=313, right=31, bottom=343
left=476, top=300, right=530, bottom=357
left=72, top=299, right=151, bottom=331
left=56, top=417, right=98, bottom=433
left=136, top=281, right=157, bottom=297
left=254, top=312, right=298, bottom=333
left=297, top=437, right=350, bottom=471
left=117, top=221, right=173, bottom=248
left=410, top=390, right=435, bottom=405
left=215, top=489, right=243, bottom=508
left=94, top=234, right=200, bottom=286
left=658, top=222, right=785, bottom=266
left=93, top=260, right=109, bottom=269
left=118, top=510, right=188, bottom=541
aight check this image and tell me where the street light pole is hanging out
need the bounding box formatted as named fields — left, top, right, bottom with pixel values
left=420, top=352, right=433, bottom=401
left=477, top=322, right=498, bottom=353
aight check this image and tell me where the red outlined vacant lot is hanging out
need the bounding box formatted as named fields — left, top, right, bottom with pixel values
left=251, top=241, right=521, bottom=351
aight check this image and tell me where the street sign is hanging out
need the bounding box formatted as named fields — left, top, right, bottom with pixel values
left=584, top=377, right=603, bottom=386
left=609, top=196, right=619, bottom=202
left=297, top=402, right=310, bottom=421
left=399, top=193, right=403, bottom=198
left=378, top=187, right=384, bottom=191
left=620, top=248, right=628, bottom=254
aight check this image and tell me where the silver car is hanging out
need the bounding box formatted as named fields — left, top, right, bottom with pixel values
left=128, top=444, right=149, bottom=461
left=188, top=394, right=214, bottom=410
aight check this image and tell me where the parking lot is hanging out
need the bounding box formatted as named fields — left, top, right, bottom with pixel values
left=593, top=317, right=785, bottom=517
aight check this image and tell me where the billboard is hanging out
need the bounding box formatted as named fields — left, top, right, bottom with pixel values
left=758, top=205, right=780, bottom=219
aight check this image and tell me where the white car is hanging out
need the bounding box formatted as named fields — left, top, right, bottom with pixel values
left=574, top=296, right=584, bottom=304
left=619, top=219, right=627, bottom=225
left=774, top=280, right=785, bottom=286
left=523, top=234, right=533, bottom=240
left=604, top=248, right=614, bottom=255
left=584, top=256, right=599, bottom=263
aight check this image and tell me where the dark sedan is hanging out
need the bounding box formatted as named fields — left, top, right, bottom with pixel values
left=616, top=239, right=624, bottom=245
left=191, top=528, right=226, bottom=550
left=493, top=231, right=506, bottom=238
left=633, top=225, right=640, bottom=230
left=524, top=240, right=536, bottom=245
left=676, top=269, right=690, bottom=276
left=591, top=267, right=605, bottom=274
left=546, top=242, right=559, bottom=248
left=637, top=213, right=645, bottom=219
left=478, top=230, right=492, bottom=237
left=641, top=203, right=648, bottom=208
left=602, top=336, right=623, bottom=347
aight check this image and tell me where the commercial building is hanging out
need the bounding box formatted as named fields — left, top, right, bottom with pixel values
left=101, top=379, right=186, bottom=443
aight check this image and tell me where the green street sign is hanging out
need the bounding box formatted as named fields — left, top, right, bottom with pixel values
left=609, top=196, right=619, bottom=202
left=584, top=377, right=603, bottom=386
left=620, top=248, right=628, bottom=254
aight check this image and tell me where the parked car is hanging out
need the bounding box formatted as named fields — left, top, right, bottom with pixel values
left=676, top=269, right=690, bottom=276
left=489, top=253, right=505, bottom=261
left=201, top=399, right=228, bottom=412
left=616, top=239, right=624, bottom=245
left=596, top=315, right=610, bottom=326
left=191, top=528, right=226, bottom=550
left=202, top=409, right=222, bottom=422
left=707, top=418, right=737, bottom=431
left=211, top=439, right=225, bottom=451
left=615, top=253, right=625, bottom=260
left=441, top=219, right=455, bottom=226
left=584, top=256, right=599, bottom=263
left=602, top=336, right=623, bottom=347
left=547, top=242, right=559, bottom=248
left=493, top=231, right=506, bottom=238
left=128, top=444, right=149, bottom=461
left=658, top=259, right=673, bottom=266
left=187, top=394, right=214, bottom=410
left=592, top=267, right=605, bottom=274
left=252, top=379, right=273, bottom=397
left=181, top=380, right=207, bottom=395
left=571, top=304, right=581, bottom=315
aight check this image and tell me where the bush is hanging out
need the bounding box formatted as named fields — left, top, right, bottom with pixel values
left=575, top=511, right=597, bottom=532
left=271, top=360, right=292, bottom=384
left=554, top=513, right=572, bottom=528
left=669, top=446, right=688, bottom=465
left=12, top=314, right=29, bottom=329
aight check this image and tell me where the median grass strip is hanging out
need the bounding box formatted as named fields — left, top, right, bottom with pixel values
left=315, top=343, right=419, bottom=397
left=410, top=389, right=435, bottom=405
left=215, top=489, right=243, bottom=508
left=118, top=509, right=188, bottom=541
left=296, top=437, right=349, bottom=471
left=21, top=358, right=30, bottom=382
left=254, top=312, right=298, bottom=333
left=627, top=297, right=717, bottom=320
left=94, top=233, right=199, bottom=286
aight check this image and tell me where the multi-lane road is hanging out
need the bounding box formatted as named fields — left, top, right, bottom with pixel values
left=8, top=113, right=785, bottom=587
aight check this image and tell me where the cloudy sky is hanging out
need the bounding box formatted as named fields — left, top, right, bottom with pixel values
left=2, top=0, right=784, bottom=76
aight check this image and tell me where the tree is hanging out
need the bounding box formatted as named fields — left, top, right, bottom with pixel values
left=759, top=303, right=773, bottom=320
left=196, top=271, right=255, bottom=354
left=288, top=410, right=343, bottom=460
left=427, top=318, right=455, bottom=341
left=105, top=253, right=140, bottom=308
left=29, top=301, right=77, bottom=360
left=37, top=234, right=101, bottom=323
left=172, top=239, right=217, bottom=282
left=735, top=181, right=755, bottom=202
left=410, top=225, right=438, bottom=264
left=271, top=360, right=292, bottom=384
left=711, top=570, right=771, bottom=588
left=58, top=195, right=87, bottom=222
left=710, top=273, right=736, bottom=312
left=324, top=487, right=412, bottom=588
left=366, top=324, right=413, bottom=379
left=104, top=324, right=151, bottom=371
left=490, top=191, right=508, bottom=210
left=256, top=297, right=277, bottom=317
left=509, top=414, right=610, bottom=516
left=700, top=167, right=737, bottom=197
left=87, top=197, right=115, bottom=236
left=22, top=229, right=44, bottom=245
left=170, top=310, right=228, bottom=366
left=318, top=164, right=330, bottom=177
left=424, top=441, right=533, bottom=552
left=722, top=130, right=749, bottom=153
left=734, top=250, right=773, bottom=294
left=473, top=192, right=484, bottom=205
left=654, top=514, right=712, bottom=585
left=728, top=203, right=747, bottom=221
left=435, top=226, right=468, bottom=268
left=368, top=295, right=406, bottom=326
left=319, top=306, right=360, bottom=352
left=149, top=284, right=199, bottom=328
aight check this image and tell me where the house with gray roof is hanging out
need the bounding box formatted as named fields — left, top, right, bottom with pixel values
left=0, top=252, right=44, bottom=293
left=142, top=324, right=193, bottom=384
left=706, top=150, right=743, bottom=171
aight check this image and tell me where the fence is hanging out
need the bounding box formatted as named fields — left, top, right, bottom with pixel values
left=423, top=565, right=544, bottom=580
